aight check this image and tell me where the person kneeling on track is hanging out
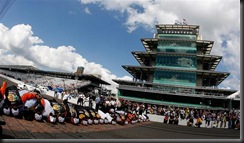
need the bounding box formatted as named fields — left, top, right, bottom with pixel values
left=75, top=105, right=89, bottom=126
left=0, top=81, right=7, bottom=112
left=85, top=107, right=100, bottom=125
left=21, top=89, right=42, bottom=121
left=2, top=85, right=23, bottom=118
left=115, top=110, right=127, bottom=125
left=62, top=99, right=79, bottom=125
left=49, top=99, right=66, bottom=124
left=33, top=101, right=45, bottom=121
left=34, top=96, right=56, bottom=123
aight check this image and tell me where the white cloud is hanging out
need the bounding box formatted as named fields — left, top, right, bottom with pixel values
left=0, top=23, right=121, bottom=94
left=79, top=0, right=240, bottom=90
left=84, top=7, right=92, bottom=15
left=220, top=75, right=240, bottom=90
left=116, top=75, right=133, bottom=81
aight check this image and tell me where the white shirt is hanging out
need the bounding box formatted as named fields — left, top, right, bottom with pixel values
left=62, top=93, right=70, bottom=100
left=24, top=99, right=37, bottom=108
left=42, top=99, right=55, bottom=117
left=110, top=100, right=115, bottom=106
left=19, top=89, right=29, bottom=97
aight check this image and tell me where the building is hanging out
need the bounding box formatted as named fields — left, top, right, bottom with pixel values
left=113, top=24, right=240, bottom=110
left=75, top=66, right=85, bottom=76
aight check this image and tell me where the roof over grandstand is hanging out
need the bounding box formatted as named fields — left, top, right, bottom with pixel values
left=0, top=65, right=110, bottom=85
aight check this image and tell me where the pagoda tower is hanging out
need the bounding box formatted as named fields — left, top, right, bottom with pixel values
left=113, top=23, right=240, bottom=110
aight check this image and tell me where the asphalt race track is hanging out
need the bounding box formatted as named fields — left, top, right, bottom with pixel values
left=0, top=76, right=241, bottom=140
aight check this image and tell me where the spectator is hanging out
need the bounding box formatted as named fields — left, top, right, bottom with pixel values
left=180, top=108, right=185, bottom=120
left=185, top=108, right=190, bottom=117
left=216, top=114, right=220, bottom=128
left=187, top=116, right=194, bottom=127
left=232, top=113, right=237, bottom=129
left=23, top=85, right=28, bottom=90
left=168, top=114, right=174, bottom=124
left=212, top=118, right=217, bottom=128
left=220, top=113, right=227, bottom=128
left=164, top=114, right=169, bottom=123
left=195, top=115, right=202, bottom=128
left=235, top=117, right=240, bottom=130
left=89, top=96, right=93, bottom=108
left=95, top=95, right=101, bottom=111
left=173, top=116, right=179, bottom=125
left=77, top=92, right=85, bottom=106
left=228, top=113, right=233, bottom=129
left=62, top=92, right=70, bottom=101
left=116, top=99, right=122, bottom=111
left=110, top=98, right=116, bottom=110
left=206, top=113, right=212, bottom=128
left=91, top=96, right=96, bottom=110
left=54, top=90, right=58, bottom=98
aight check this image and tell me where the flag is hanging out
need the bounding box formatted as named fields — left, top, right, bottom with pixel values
left=174, top=20, right=181, bottom=25
left=183, top=19, right=188, bottom=25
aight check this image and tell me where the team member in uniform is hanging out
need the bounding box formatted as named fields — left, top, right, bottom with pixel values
left=0, top=81, right=7, bottom=111
left=34, top=96, right=56, bottom=123
left=2, top=85, right=22, bottom=117
left=21, top=90, right=43, bottom=120
left=0, top=81, right=7, bottom=135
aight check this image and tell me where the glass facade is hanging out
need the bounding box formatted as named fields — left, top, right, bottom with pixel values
left=157, top=33, right=197, bottom=54
left=158, top=34, right=196, bottom=40
left=153, top=33, right=197, bottom=87
left=157, top=41, right=197, bottom=54
left=153, top=69, right=196, bottom=86
left=155, top=55, right=197, bottom=69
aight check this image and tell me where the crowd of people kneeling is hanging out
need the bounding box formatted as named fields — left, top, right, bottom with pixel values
left=0, top=81, right=150, bottom=136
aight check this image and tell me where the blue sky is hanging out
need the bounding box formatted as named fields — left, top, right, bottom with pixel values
left=2, top=0, right=155, bottom=77
left=0, top=0, right=240, bottom=93
left=1, top=0, right=146, bottom=76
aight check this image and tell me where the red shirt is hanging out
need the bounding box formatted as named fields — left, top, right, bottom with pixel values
left=0, top=81, right=7, bottom=98
left=21, top=92, right=37, bottom=103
